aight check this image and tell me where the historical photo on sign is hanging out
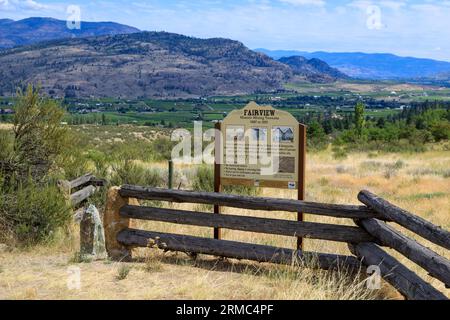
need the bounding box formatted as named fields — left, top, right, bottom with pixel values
left=272, top=126, right=294, bottom=143
left=279, top=157, right=295, bottom=173
left=226, top=126, right=245, bottom=142
left=250, top=127, right=267, bottom=142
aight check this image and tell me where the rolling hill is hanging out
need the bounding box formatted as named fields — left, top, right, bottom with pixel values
left=0, top=18, right=351, bottom=98
left=0, top=32, right=296, bottom=98
left=278, top=56, right=348, bottom=82
left=257, top=49, right=450, bottom=80
left=0, top=17, right=140, bottom=49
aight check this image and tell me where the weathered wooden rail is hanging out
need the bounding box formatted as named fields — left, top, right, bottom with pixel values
left=103, top=185, right=450, bottom=300
left=59, top=173, right=106, bottom=206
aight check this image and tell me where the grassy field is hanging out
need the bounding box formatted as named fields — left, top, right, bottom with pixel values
left=0, top=134, right=449, bottom=299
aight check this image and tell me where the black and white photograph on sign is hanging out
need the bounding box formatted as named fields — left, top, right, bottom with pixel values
left=250, top=127, right=267, bottom=142
left=225, top=126, right=245, bottom=142
left=272, top=126, right=294, bottom=143
left=279, top=156, right=296, bottom=173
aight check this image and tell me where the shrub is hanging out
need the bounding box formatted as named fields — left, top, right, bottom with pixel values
left=193, top=165, right=259, bottom=196
left=332, top=146, right=348, bottom=160
left=430, top=121, right=450, bottom=142
left=116, top=265, right=132, bottom=280
left=151, top=137, right=175, bottom=161
left=110, top=160, right=163, bottom=187
left=85, top=149, right=109, bottom=179
left=192, top=165, right=214, bottom=192
left=57, top=141, right=91, bottom=180
left=307, top=121, right=329, bottom=151
left=4, top=85, right=70, bottom=184
left=0, top=182, right=71, bottom=246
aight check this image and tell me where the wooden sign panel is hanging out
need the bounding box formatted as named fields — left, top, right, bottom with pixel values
left=218, top=101, right=302, bottom=189
left=214, top=101, right=307, bottom=250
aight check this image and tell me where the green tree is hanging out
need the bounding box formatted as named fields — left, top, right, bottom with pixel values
left=0, top=86, right=72, bottom=246
left=355, top=101, right=366, bottom=138
left=2, top=85, right=69, bottom=184
left=308, top=121, right=328, bottom=150
left=430, top=121, right=450, bottom=141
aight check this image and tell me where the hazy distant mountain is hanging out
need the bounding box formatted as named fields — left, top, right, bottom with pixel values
left=256, top=49, right=450, bottom=80
left=278, top=56, right=348, bottom=82
left=0, top=32, right=294, bottom=98
left=0, top=17, right=140, bottom=49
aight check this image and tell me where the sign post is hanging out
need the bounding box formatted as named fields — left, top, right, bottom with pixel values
left=297, top=123, right=306, bottom=250
left=214, top=122, right=222, bottom=240
left=214, top=102, right=307, bottom=251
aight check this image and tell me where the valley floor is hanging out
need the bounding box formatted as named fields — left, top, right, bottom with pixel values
left=1, top=148, right=449, bottom=300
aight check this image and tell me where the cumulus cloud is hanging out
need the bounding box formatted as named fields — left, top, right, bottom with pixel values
left=0, top=0, right=49, bottom=11
left=0, top=0, right=11, bottom=9
left=21, top=0, right=48, bottom=10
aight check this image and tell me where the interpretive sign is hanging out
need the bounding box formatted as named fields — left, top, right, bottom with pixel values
left=218, top=101, right=304, bottom=189
left=214, top=101, right=307, bottom=249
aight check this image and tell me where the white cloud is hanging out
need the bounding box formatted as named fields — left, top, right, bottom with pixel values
left=0, top=0, right=50, bottom=11
left=21, top=0, right=48, bottom=10
left=279, top=0, right=325, bottom=7
left=348, top=0, right=407, bottom=11
left=380, top=1, right=407, bottom=11
left=0, top=0, right=12, bottom=10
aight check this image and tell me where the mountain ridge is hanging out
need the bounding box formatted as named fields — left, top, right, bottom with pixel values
left=278, top=56, right=348, bottom=82
left=256, top=48, right=450, bottom=80
left=0, top=31, right=295, bottom=98
left=0, top=17, right=140, bottom=49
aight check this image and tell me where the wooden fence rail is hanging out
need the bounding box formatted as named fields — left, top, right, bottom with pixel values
left=119, top=185, right=384, bottom=220
left=118, top=229, right=362, bottom=271
left=103, top=185, right=449, bottom=301
left=356, top=218, right=450, bottom=287
left=358, top=190, right=450, bottom=250
left=350, top=242, right=448, bottom=300
left=120, top=205, right=374, bottom=243
left=59, top=173, right=106, bottom=207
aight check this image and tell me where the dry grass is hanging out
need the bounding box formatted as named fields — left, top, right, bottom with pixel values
left=0, top=149, right=449, bottom=300
left=0, top=123, right=13, bottom=130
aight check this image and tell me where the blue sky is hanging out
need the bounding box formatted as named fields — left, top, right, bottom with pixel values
left=1, top=0, right=450, bottom=61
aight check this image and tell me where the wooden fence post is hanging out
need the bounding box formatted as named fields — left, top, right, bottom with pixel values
left=168, top=160, right=174, bottom=189
left=104, top=187, right=139, bottom=261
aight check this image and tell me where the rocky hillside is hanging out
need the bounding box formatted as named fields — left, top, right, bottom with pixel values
left=0, top=17, right=140, bottom=49
left=0, top=31, right=294, bottom=98
left=278, top=56, right=348, bottom=82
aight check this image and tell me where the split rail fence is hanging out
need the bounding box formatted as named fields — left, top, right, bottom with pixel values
left=103, top=185, right=450, bottom=300
left=59, top=173, right=106, bottom=207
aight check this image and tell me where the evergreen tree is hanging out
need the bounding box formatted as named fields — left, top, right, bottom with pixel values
left=355, top=101, right=366, bottom=137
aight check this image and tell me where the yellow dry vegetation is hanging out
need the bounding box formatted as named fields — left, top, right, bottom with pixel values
left=0, top=149, right=449, bottom=300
